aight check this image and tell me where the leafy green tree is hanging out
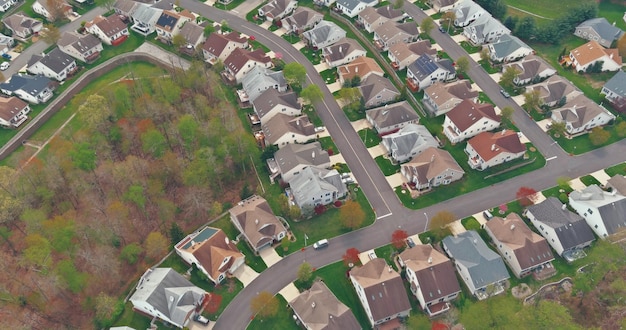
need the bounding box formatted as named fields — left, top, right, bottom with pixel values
left=429, top=211, right=455, bottom=241
left=120, top=243, right=142, bottom=264
left=141, top=128, right=167, bottom=158
left=420, top=17, right=435, bottom=35
left=283, top=62, right=307, bottom=86
left=589, top=126, right=610, bottom=146
left=78, top=94, right=111, bottom=133
left=300, top=84, right=323, bottom=104
left=556, top=176, right=571, bottom=190
left=204, top=24, right=215, bottom=36
left=95, top=0, right=115, bottom=11
left=480, top=47, right=490, bottom=62
left=615, top=120, right=626, bottom=138
left=169, top=223, right=185, bottom=247
left=523, top=89, right=542, bottom=112
left=548, top=121, right=567, bottom=137
left=177, top=114, right=199, bottom=153
left=70, top=143, right=97, bottom=172
left=338, top=87, right=361, bottom=104
left=55, top=259, right=88, bottom=293
left=289, top=205, right=301, bottom=220
left=406, top=313, right=431, bottom=330
left=393, top=0, right=404, bottom=9
left=515, top=17, right=536, bottom=40
left=456, top=56, right=470, bottom=74
left=42, top=216, right=75, bottom=253
left=297, top=262, right=313, bottom=283
left=22, top=234, right=52, bottom=270
left=124, top=185, right=146, bottom=210
left=500, top=66, right=520, bottom=91
left=172, top=33, right=187, bottom=49
left=441, top=11, right=456, bottom=31
left=500, top=106, right=514, bottom=122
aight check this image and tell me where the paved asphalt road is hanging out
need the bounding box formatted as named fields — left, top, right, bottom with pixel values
left=172, top=3, right=626, bottom=329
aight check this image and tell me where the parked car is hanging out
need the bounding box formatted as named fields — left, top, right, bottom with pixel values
left=439, top=26, right=446, bottom=33
left=2, top=53, right=11, bottom=60
left=0, top=62, right=9, bottom=71
left=313, top=239, right=329, bottom=250
left=194, top=314, right=210, bottom=325
left=500, top=89, right=510, bottom=98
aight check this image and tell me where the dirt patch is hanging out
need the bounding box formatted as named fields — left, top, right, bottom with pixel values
left=512, top=283, right=532, bottom=299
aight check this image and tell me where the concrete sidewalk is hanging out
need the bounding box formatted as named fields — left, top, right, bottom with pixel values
left=259, top=248, right=282, bottom=267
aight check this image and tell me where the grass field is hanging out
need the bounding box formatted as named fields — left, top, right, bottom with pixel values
left=503, top=0, right=594, bottom=20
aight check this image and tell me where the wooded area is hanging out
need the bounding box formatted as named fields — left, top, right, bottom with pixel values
left=0, top=61, right=260, bottom=329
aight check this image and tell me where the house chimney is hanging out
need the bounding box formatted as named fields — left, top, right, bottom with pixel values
left=501, top=129, right=506, bottom=135
left=388, top=265, right=393, bottom=273
left=431, top=154, right=435, bottom=163
left=510, top=224, right=515, bottom=230
left=491, top=144, right=496, bottom=151
left=427, top=257, right=432, bottom=264
left=311, top=302, right=316, bottom=308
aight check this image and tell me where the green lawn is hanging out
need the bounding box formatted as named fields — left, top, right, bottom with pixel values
left=579, top=174, right=601, bottom=187
left=478, top=91, right=495, bottom=105
left=479, top=59, right=500, bottom=74
left=604, top=163, right=626, bottom=177
left=303, top=105, right=323, bottom=127
left=460, top=41, right=482, bottom=54
left=357, top=128, right=382, bottom=147
left=599, top=1, right=626, bottom=30
left=374, top=155, right=400, bottom=176
left=320, top=69, right=337, bottom=84
left=552, top=119, right=625, bottom=155
left=282, top=33, right=301, bottom=44
left=318, top=136, right=339, bottom=155
left=502, top=0, right=594, bottom=20
left=247, top=295, right=299, bottom=330
left=461, top=216, right=481, bottom=230
left=300, top=47, right=322, bottom=65
left=341, top=103, right=366, bottom=121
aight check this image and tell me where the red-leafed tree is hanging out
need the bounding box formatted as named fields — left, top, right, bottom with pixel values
left=391, top=229, right=409, bottom=250
left=342, top=248, right=360, bottom=266
left=205, top=294, right=222, bottom=314
left=516, top=186, right=537, bottom=207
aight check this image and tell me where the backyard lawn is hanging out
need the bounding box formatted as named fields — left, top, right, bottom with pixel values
left=502, top=0, right=594, bottom=20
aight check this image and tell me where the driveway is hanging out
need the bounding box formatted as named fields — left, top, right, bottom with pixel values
left=259, top=248, right=282, bottom=267
left=232, top=265, right=259, bottom=287
left=448, top=220, right=466, bottom=236
left=386, top=173, right=405, bottom=189
left=591, top=169, right=611, bottom=184
left=231, top=0, right=265, bottom=17
left=568, top=178, right=586, bottom=190
left=278, top=283, right=300, bottom=303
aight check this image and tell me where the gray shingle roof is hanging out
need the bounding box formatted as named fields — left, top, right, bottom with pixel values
left=366, top=101, right=419, bottom=132
left=302, top=21, right=345, bottom=46
left=490, top=34, right=530, bottom=59
left=27, top=48, right=75, bottom=75
left=577, top=17, right=624, bottom=44
left=337, top=0, right=376, bottom=11
left=241, top=66, right=286, bottom=102
left=603, top=70, right=626, bottom=99
left=359, top=74, right=399, bottom=105
left=274, top=142, right=330, bottom=175
left=0, top=74, right=55, bottom=97
left=290, top=167, right=346, bottom=208
left=252, top=88, right=300, bottom=120
left=570, top=184, right=626, bottom=235
left=382, top=123, right=438, bottom=160
left=408, top=54, right=455, bottom=81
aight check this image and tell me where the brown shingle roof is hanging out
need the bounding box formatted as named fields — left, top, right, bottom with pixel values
left=468, top=130, right=525, bottom=162
left=202, top=32, right=248, bottom=58
left=446, top=99, right=500, bottom=132
left=224, top=48, right=271, bottom=74
left=289, top=281, right=360, bottom=330
left=179, top=228, right=243, bottom=281
left=86, top=15, right=128, bottom=38
left=0, top=96, right=28, bottom=122
left=229, top=195, right=286, bottom=250
left=262, top=113, right=315, bottom=145
left=424, top=80, right=478, bottom=107
left=337, top=56, right=383, bottom=82
left=401, top=147, right=463, bottom=186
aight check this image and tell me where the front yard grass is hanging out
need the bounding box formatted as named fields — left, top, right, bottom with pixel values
left=604, top=163, right=626, bottom=177
left=342, top=104, right=366, bottom=121
left=214, top=0, right=248, bottom=11
left=552, top=118, right=626, bottom=155
left=479, top=59, right=500, bottom=74
left=461, top=216, right=481, bottom=230
left=300, top=47, right=322, bottom=65
left=248, top=295, right=299, bottom=330
left=211, top=215, right=267, bottom=273
left=478, top=91, right=494, bottom=105
left=282, top=33, right=301, bottom=44
left=320, top=68, right=337, bottom=84
left=374, top=155, right=399, bottom=176
left=460, top=41, right=482, bottom=54
left=357, top=128, right=381, bottom=147
left=318, top=136, right=339, bottom=155
left=579, top=174, right=601, bottom=187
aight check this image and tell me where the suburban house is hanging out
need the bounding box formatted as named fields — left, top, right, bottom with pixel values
left=357, top=5, right=404, bottom=33
left=525, top=75, right=583, bottom=107
left=382, top=123, right=439, bottom=163
left=267, top=142, right=330, bottom=183
left=202, top=32, right=248, bottom=64
left=32, top=0, right=72, bottom=21
left=3, top=13, right=43, bottom=39
left=568, top=40, right=622, bottom=72
left=463, top=14, right=511, bottom=45
left=281, top=7, right=323, bottom=34
left=525, top=197, right=595, bottom=260
left=27, top=48, right=77, bottom=82
left=484, top=213, right=555, bottom=279
left=258, top=0, right=298, bottom=21
left=401, top=147, right=464, bottom=191
left=223, top=48, right=272, bottom=84
left=0, top=33, right=13, bottom=54
left=465, top=129, right=526, bottom=170
left=442, top=230, right=510, bottom=300
left=388, top=40, right=437, bottom=70
left=229, top=195, right=287, bottom=253
left=0, top=74, right=55, bottom=104
left=302, top=20, right=346, bottom=49
left=607, top=174, right=626, bottom=196
left=398, top=244, right=461, bottom=317
left=252, top=88, right=301, bottom=124
left=289, top=166, right=347, bottom=210
left=174, top=227, right=245, bottom=284
left=574, top=17, right=624, bottom=48
left=0, top=0, right=16, bottom=13
left=130, top=3, right=163, bottom=36
left=373, top=21, right=420, bottom=51
left=177, top=22, right=205, bottom=49
left=430, top=0, right=458, bottom=12
left=155, top=10, right=194, bottom=44
left=365, top=100, right=420, bottom=135
left=453, top=0, right=486, bottom=27
left=323, top=37, right=366, bottom=68
left=358, top=74, right=400, bottom=109
left=569, top=184, right=626, bottom=239
left=289, top=281, right=360, bottom=330
left=502, top=54, right=556, bottom=86
left=0, top=96, right=30, bottom=128
left=85, top=15, right=129, bottom=46
left=443, top=99, right=501, bottom=144
left=601, top=70, right=626, bottom=112
left=350, top=258, right=411, bottom=327
left=262, top=113, right=316, bottom=147
left=406, top=53, right=456, bottom=91
left=57, top=32, right=103, bottom=63
left=487, top=34, right=532, bottom=63
left=335, top=0, right=378, bottom=18
left=314, top=0, right=336, bottom=7
left=238, top=66, right=287, bottom=104
left=550, top=94, right=616, bottom=135
left=337, top=56, right=383, bottom=86
left=129, top=268, right=207, bottom=329
left=113, top=0, right=138, bottom=18
left=423, top=80, right=478, bottom=116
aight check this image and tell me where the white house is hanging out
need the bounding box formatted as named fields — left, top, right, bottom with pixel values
left=443, top=99, right=501, bottom=144
left=453, top=0, right=486, bottom=27
left=335, top=0, right=378, bottom=18
left=401, top=147, right=464, bottom=191
left=406, top=54, right=456, bottom=91
left=32, top=0, right=72, bottom=21
left=268, top=142, right=330, bottom=183
left=465, top=129, right=526, bottom=170
left=373, top=21, right=420, bottom=51
left=130, top=4, right=162, bottom=36
left=2, top=13, right=43, bottom=39
left=202, top=32, right=248, bottom=64
left=550, top=94, right=615, bottom=135
left=238, top=65, right=287, bottom=103
left=322, top=37, right=366, bottom=68
left=85, top=15, right=130, bottom=46
left=423, top=80, right=479, bottom=116
left=0, top=74, right=55, bottom=104
left=0, top=0, right=17, bottom=13
left=252, top=88, right=301, bottom=124
left=258, top=0, right=298, bottom=21
left=357, top=5, right=404, bottom=33
left=57, top=32, right=103, bottom=63
left=569, top=40, right=623, bottom=72
left=289, top=166, right=347, bottom=210
left=155, top=10, right=194, bottom=43
left=0, top=96, right=30, bottom=128
left=387, top=40, right=437, bottom=71
left=27, top=48, right=77, bottom=82
left=463, top=14, right=510, bottom=45
left=502, top=54, right=556, bottom=86
left=223, top=48, right=272, bottom=84
left=365, top=101, right=420, bottom=135
left=261, top=113, right=315, bottom=147
left=488, top=34, right=532, bottom=63
left=601, top=70, right=626, bottom=107
left=569, top=184, right=626, bottom=239
left=381, top=123, right=439, bottom=163
left=302, top=20, right=346, bottom=49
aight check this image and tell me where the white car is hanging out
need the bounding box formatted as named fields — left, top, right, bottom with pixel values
left=0, top=62, right=10, bottom=71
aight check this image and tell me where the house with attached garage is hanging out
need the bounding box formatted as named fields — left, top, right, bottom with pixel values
left=366, top=100, right=420, bottom=135
left=423, top=80, right=478, bottom=116
left=229, top=195, right=287, bottom=253
left=350, top=258, right=411, bottom=328
left=550, top=94, right=615, bottom=136
left=574, top=17, right=624, bottom=48
left=430, top=0, right=459, bottom=13
left=262, top=113, right=316, bottom=147
left=388, top=40, right=437, bottom=71
left=129, top=268, right=208, bottom=329
left=484, top=213, right=555, bottom=279
left=32, top=0, right=72, bottom=21
left=0, top=0, right=17, bottom=13
left=174, top=227, right=244, bottom=284
left=337, top=56, right=383, bottom=86
left=258, top=0, right=298, bottom=22
left=398, top=244, right=461, bottom=317
left=487, top=34, right=532, bottom=63
left=359, top=74, right=400, bottom=109
left=0, top=96, right=30, bottom=128
left=85, top=15, right=129, bottom=46
left=465, top=129, right=526, bottom=170
left=155, top=10, right=194, bottom=44
left=2, top=13, right=43, bottom=39
left=525, top=197, right=595, bottom=260
left=238, top=66, right=287, bottom=104
left=401, top=147, right=464, bottom=191
left=382, top=123, right=439, bottom=163
left=302, top=20, right=346, bottom=49
left=569, top=40, right=622, bottom=73
left=525, top=75, right=583, bottom=108
left=281, top=7, right=323, bottom=35
left=569, top=184, right=626, bottom=239
left=453, top=0, right=486, bottom=27
left=442, top=230, right=510, bottom=300
left=0, top=74, right=56, bottom=104
left=177, top=22, right=205, bottom=49
left=289, top=166, right=347, bottom=210
left=252, top=88, right=301, bottom=124
left=27, top=48, right=77, bottom=82
left=373, top=21, right=420, bottom=51
left=202, top=32, right=248, bottom=64
left=607, top=174, right=626, bottom=196
left=335, top=0, right=378, bottom=18
left=601, top=70, right=626, bottom=112
left=406, top=53, right=456, bottom=92
left=323, top=37, right=366, bottom=68
left=357, top=5, right=404, bottom=33
left=130, top=3, right=162, bottom=36
left=57, top=32, right=103, bottom=63
left=502, top=54, right=556, bottom=86
left=443, top=99, right=500, bottom=144
left=0, top=33, right=13, bottom=55
left=463, top=14, right=510, bottom=45
left=113, top=0, right=138, bottom=18
left=267, top=142, right=330, bottom=183
left=289, top=281, right=360, bottom=330
left=223, top=48, right=272, bottom=84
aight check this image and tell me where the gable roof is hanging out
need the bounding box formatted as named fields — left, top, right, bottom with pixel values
left=202, top=32, right=248, bottom=57
left=467, top=129, right=525, bottom=161
left=373, top=21, right=419, bottom=43
left=253, top=88, right=300, bottom=120
left=526, top=197, right=595, bottom=252
left=408, top=53, right=455, bottom=81
left=262, top=113, right=315, bottom=145
left=0, top=74, right=55, bottom=96
left=399, top=244, right=461, bottom=302
left=337, top=56, right=383, bottom=82
left=465, top=14, right=510, bottom=41
left=454, top=0, right=485, bottom=23
left=113, top=0, right=138, bottom=15
left=289, top=281, right=360, bottom=330
left=324, top=37, right=365, bottom=63
left=229, top=195, right=286, bottom=249
left=485, top=213, right=554, bottom=270
left=290, top=167, right=347, bottom=206
left=241, top=66, right=286, bottom=102
left=274, top=142, right=330, bottom=175
left=260, top=0, right=293, bottom=18
left=528, top=75, right=581, bottom=105
left=178, top=22, right=204, bottom=45
left=282, top=7, right=322, bottom=29
left=570, top=184, right=626, bottom=235
left=3, top=13, right=42, bottom=34
left=603, top=70, right=626, bottom=99
left=607, top=174, right=626, bottom=196
left=350, top=258, right=411, bottom=322
left=359, top=74, right=399, bottom=104
left=576, top=17, right=624, bottom=44
left=58, top=32, right=101, bottom=53
left=337, top=0, right=377, bottom=11
left=442, top=230, right=509, bottom=289
left=302, top=21, right=345, bottom=45
left=28, top=47, right=75, bottom=75
left=401, top=147, right=464, bottom=186
left=366, top=101, right=419, bottom=130
left=132, top=3, right=162, bottom=23
left=86, top=15, right=128, bottom=38
left=388, top=39, right=437, bottom=63
left=570, top=40, right=623, bottom=67
left=490, top=34, right=530, bottom=59
left=0, top=97, right=28, bottom=122
left=504, top=54, right=554, bottom=82
left=224, top=47, right=271, bottom=74
left=446, top=99, right=500, bottom=132
left=425, top=80, right=478, bottom=107
left=552, top=94, right=615, bottom=129
left=383, top=123, right=438, bottom=156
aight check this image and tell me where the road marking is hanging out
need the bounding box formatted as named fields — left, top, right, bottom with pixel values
left=377, top=213, right=393, bottom=220
left=546, top=156, right=557, bottom=161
